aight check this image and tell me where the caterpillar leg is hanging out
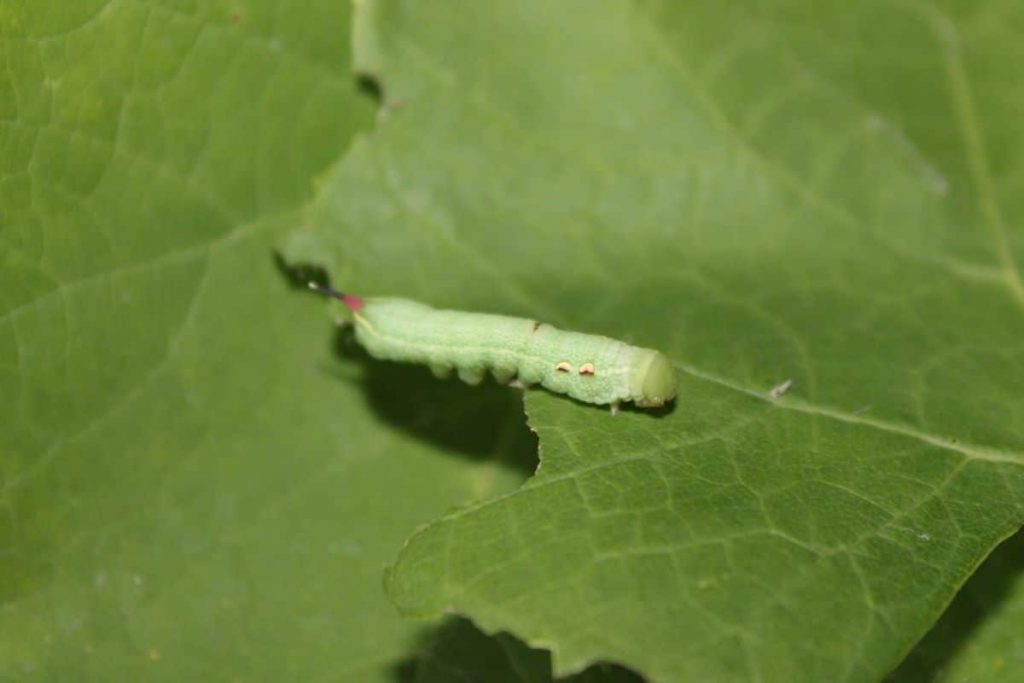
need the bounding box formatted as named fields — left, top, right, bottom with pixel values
left=610, top=402, right=620, bottom=416
left=492, top=366, right=516, bottom=384
left=507, top=379, right=530, bottom=390
left=457, top=366, right=485, bottom=386
left=430, top=363, right=453, bottom=379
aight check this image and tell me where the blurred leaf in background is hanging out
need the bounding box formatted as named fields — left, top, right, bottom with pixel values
left=0, top=0, right=533, bottom=680
left=3, top=0, right=1024, bottom=682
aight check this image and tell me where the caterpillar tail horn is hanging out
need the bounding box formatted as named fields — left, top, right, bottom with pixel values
left=307, top=282, right=364, bottom=311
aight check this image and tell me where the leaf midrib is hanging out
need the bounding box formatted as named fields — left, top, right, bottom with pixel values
left=674, top=360, right=1024, bottom=465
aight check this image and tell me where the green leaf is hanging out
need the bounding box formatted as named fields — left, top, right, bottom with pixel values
left=0, top=1, right=533, bottom=680
left=888, top=529, right=1024, bottom=682
left=284, top=1, right=1024, bottom=681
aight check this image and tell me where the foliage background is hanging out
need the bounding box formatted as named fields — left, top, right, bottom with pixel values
left=2, top=0, right=1023, bottom=681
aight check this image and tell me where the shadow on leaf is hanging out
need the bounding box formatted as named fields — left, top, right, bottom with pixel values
left=272, top=252, right=330, bottom=291
left=393, top=616, right=646, bottom=683
left=333, top=325, right=539, bottom=477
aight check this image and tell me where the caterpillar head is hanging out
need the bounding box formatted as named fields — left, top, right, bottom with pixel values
left=632, top=350, right=678, bottom=408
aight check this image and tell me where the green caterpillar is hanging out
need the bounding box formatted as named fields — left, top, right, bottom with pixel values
left=309, top=284, right=677, bottom=411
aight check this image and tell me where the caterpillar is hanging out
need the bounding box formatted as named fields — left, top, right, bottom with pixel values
left=309, top=284, right=677, bottom=411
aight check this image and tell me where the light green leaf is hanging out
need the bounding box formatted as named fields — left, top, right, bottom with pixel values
left=0, top=1, right=533, bottom=680
left=284, top=1, right=1024, bottom=681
